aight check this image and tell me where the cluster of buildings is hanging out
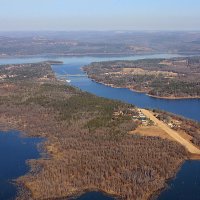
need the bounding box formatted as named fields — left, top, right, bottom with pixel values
left=153, top=112, right=181, bottom=129
left=0, top=74, right=17, bottom=80
left=132, top=109, right=153, bottom=126
left=166, top=120, right=181, bottom=129
left=113, top=108, right=154, bottom=126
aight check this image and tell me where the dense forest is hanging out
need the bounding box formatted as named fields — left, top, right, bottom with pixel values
left=84, top=57, right=200, bottom=98
left=0, top=62, right=187, bottom=200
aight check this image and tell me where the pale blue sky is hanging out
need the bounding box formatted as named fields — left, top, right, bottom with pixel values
left=0, top=0, right=200, bottom=31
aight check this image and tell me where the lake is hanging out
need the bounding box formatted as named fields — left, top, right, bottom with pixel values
left=51, top=58, right=200, bottom=122
left=0, top=130, right=42, bottom=200
left=156, top=160, right=200, bottom=200
left=1, top=54, right=200, bottom=199
left=1, top=54, right=199, bottom=121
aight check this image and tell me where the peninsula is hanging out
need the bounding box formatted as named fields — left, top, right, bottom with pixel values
left=83, top=57, right=200, bottom=99
left=1, top=62, right=200, bottom=200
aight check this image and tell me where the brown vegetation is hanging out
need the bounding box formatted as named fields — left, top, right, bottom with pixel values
left=0, top=62, right=187, bottom=200
left=83, top=57, right=200, bottom=98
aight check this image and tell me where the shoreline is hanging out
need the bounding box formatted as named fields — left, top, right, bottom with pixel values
left=65, top=151, right=200, bottom=200
left=0, top=52, right=197, bottom=59
left=149, top=152, right=200, bottom=200
left=89, top=77, right=200, bottom=100
left=0, top=101, right=187, bottom=200
left=0, top=52, right=155, bottom=59
left=63, top=188, right=120, bottom=200
left=148, top=159, right=185, bottom=200
left=147, top=94, right=200, bottom=100
left=15, top=122, right=200, bottom=200
left=14, top=128, right=200, bottom=200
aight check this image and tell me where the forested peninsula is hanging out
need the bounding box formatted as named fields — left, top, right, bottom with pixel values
left=83, top=57, right=200, bottom=99
left=0, top=62, right=191, bottom=200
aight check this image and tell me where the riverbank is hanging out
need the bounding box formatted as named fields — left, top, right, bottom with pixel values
left=90, top=78, right=200, bottom=100
left=83, top=57, right=200, bottom=100
left=147, top=94, right=200, bottom=100
left=0, top=52, right=154, bottom=59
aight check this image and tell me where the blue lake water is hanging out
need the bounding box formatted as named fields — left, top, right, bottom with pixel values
left=1, top=54, right=200, bottom=199
left=0, top=130, right=42, bottom=200
left=52, top=62, right=200, bottom=122
left=156, top=160, right=200, bottom=200
left=3, top=55, right=199, bottom=122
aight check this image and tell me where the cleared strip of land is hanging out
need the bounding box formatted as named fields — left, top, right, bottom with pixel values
left=141, top=109, right=200, bottom=155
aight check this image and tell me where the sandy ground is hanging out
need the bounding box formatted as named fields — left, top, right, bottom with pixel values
left=140, top=109, right=200, bottom=155
left=122, top=67, right=177, bottom=77
left=130, top=126, right=173, bottom=140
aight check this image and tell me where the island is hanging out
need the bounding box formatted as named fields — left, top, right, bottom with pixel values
left=45, top=60, right=64, bottom=64
left=0, top=61, right=200, bottom=200
left=83, top=57, right=200, bottom=99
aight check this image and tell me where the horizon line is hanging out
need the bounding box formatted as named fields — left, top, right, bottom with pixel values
left=0, top=30, right=200, bottom=32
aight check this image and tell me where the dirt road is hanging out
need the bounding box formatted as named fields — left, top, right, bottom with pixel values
left=141, top=109, right=200, bottom=154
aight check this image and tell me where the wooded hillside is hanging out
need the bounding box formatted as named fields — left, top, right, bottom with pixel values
left=84, top=57, right=200, bottom=98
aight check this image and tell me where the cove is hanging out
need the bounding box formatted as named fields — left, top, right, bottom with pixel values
left=0, top=130, right=42, bottom=200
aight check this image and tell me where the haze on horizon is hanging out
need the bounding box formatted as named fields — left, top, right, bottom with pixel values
left=0, top=0, right=200, bottom=31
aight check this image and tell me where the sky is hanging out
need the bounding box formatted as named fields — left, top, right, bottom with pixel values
left=0, top=0, right=200, bottom=31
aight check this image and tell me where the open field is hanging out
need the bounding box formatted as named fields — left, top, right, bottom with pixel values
left=130, top=126, right=173, bottom=141
left=141, top=109, right=200, bottom=155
